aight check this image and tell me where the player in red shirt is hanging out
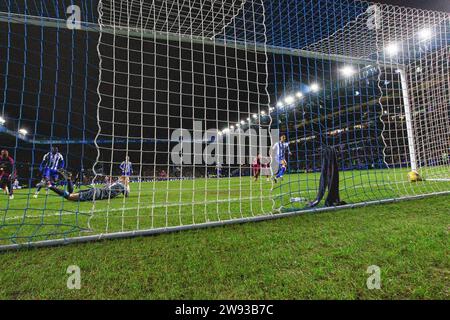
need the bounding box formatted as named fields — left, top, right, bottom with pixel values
left=159, top=169, right=167, bottom=181
left=252, top=154, right=262, bottom=181
left=0, top=149, right=15, bottom=199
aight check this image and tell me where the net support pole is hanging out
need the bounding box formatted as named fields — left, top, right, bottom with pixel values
left=397, top=67, right=418, bottom=172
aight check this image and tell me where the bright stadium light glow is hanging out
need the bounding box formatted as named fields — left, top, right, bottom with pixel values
left=310, top=83, right=320, bottom=92
left=276, top=101, right=283, bottom=108
left=284, top=96, right=295, bottom=104
left=418, top=27, right=433, bottom=41
left=340, top=65, right=356, bottom=77
left=230, top=125, right=234, bottom=130
left=246, top=117, right=250, bottom=121
left=18, top=128, right=28, bottom=136
left=261, top=111, right=266, bottom=115
left=295, top=91, right=303, bottom=98
left=269, top=107, right=274, bottom=112
left=252, top=114, right=258, bottom=119
left=0, top=117, right=5, bottom=125
left=240, top=120, right=245, bottom=125
left=222, top=128, right=229, bottom=133
left=385, top=43, right=400, bottom=56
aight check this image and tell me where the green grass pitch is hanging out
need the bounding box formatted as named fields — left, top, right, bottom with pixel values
left=0, top=194, right=448, bottom=299
left=1, top=167, right=448, bottom=246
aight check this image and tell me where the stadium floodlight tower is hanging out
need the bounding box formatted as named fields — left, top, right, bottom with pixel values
left=0, top=0, right=448, bottom=250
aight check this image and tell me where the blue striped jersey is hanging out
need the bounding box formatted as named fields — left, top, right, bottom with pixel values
left=272, top=141, right=290, bottom=161
left=41, top=152, right=64, bottom=171
left=120, top=161, right=133, bottom=175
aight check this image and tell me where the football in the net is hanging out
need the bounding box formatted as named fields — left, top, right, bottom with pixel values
left=408, top=171, right=422, bottom=182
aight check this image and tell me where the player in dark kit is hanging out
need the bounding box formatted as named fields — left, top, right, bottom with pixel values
left=252, top=154, right=262, bottom=181
left=49, top=169, right=130, bottom=202
left=0, top=149, right=15, bottom=199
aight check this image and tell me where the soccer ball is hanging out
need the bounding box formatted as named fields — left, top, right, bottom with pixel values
left=408, top=171, right=422, bottom=182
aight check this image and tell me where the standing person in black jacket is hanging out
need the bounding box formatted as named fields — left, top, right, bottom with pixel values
left=308, top=146, right=346, bottom=208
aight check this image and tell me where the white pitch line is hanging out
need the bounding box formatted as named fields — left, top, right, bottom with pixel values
left=2, top=178, right=441, bottom=222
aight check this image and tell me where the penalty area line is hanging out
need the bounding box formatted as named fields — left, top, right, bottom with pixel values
left=2, top=195, right=273, bottom=221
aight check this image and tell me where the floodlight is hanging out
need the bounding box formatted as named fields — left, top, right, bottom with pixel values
left=284, top=96, right=294, bottom=104
left=340, top=65, right=356, bottom=77
left=310, top=83, right=320, bottom=92
left=385, top=43, right=400, bottom=56
left=418, top=28, right=433, bottom=41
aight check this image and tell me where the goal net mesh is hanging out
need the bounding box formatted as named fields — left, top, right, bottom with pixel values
left=0, top=0, right=448, bottom=248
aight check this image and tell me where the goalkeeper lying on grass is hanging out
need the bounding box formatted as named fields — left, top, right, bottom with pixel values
left=49, top=169, right=130, bottom=202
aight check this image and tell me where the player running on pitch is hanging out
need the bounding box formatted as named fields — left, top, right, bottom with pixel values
left=0, top=149, right=15, bottom=199
left=271, top=134, right=292, bottom=183
left=252, top=154, right=262, bottom=181
left=48, top=169, right=130, bottom=202
left=120, top=156, right=133, bottom=178
left=34, top=147, right=65, bottom=198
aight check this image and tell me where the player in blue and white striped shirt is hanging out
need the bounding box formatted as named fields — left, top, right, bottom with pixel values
left=120, top=156, right=133, bottom=177
left=34, top=147, right=65, bottom=198
left=272, top=135, right=292, bottom=182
